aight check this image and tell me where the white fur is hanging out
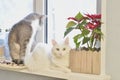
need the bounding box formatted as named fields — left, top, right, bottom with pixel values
left=24, top=18, right=45, bottom=71
left=24, top=43, right=50, bottom=72
left=51, top=38, right=71, bottom=72
left=25, top=19, right=41, bottom=56
left=24, top=38, right=71, bottom=73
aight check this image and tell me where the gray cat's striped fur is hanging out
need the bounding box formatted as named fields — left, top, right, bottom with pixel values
left=8, top=13, right=44, bottom=65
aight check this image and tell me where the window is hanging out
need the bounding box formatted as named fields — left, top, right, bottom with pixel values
left=47, top=0, right=97, bottom=48
left=0, top=0, right=33, bottom=59
left=0, top=0, right=33, bottom=31
left=0, top=0, right=98, bottom=59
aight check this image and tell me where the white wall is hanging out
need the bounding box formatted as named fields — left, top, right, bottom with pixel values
left=106, top=0, right=120, bottom=80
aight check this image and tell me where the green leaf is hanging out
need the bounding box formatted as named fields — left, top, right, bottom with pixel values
left=75, top=42, right=80, bottom=49
left=94, top=28, right=103, bottom=35
left=66, top=21, right=77, bottom=28
left=73, top=34, right=83, bottom=49
left=82, top=28, right=90, bottom=35
left=77, top=19, right=87, bottom=29
left=73, top=34, right=83, bottom=42
left=64, top=27, right=74, bottom=37
left=89, top=36, right=94, bottom=48
left=82, top=37, right=90, bottom=45
left=75, top=12, right=84, bottom=21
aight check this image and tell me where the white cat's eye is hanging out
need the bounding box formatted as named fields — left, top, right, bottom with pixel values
left=56, top=48, right=59, bottom=51
left=63, top=48, right=66, bottom=51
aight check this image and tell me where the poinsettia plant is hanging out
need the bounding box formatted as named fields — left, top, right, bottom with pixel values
left=64, top=12, right=103, bottom=51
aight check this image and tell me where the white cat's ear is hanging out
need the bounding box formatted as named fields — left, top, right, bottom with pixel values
left=64, top=37, right=69, bottom=45
left=52, top=39, right=57, bottom=46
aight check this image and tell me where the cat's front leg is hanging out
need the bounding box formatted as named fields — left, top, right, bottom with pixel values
left=63, top=67, right=71, bottom=73
left=51, top=59, right=71, bottom=73
left=50, top=64, right=71, bottom=73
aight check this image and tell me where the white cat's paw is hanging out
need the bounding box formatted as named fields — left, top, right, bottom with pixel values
left=64, top=68, right=71, bottom=73
left=50, top=66, right=55, bottom=70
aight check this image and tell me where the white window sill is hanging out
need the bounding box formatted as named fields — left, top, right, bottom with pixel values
left=0, top=67, right=111, bottom=80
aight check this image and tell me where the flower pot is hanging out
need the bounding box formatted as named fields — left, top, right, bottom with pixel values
left=69, top=49, right=101, bottom=75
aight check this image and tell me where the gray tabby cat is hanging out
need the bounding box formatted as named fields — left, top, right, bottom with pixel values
left=8, top=13, right=45, bottom=65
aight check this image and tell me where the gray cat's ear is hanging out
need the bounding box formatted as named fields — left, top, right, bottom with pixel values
left=39, top=15, right=47, bottom=25
left=40, top=15, right=47, bottom=20
left=64, top=37, right=69, bottom=45
left=52, top=39, right=57, bottom=46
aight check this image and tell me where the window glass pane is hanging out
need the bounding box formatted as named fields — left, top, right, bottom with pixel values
left=0, top=0, right=33, bottom=60
left=48, top=0, right=97, bottom=47
left=0, top=0, right=33, bottom=30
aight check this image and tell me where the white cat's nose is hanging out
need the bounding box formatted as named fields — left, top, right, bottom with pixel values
left=59, top=53, right=63, bottom=56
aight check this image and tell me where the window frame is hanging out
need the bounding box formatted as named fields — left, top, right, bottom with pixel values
left=34, top=0, right=48, bottom=43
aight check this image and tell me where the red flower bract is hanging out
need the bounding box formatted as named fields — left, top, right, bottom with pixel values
left=85, top=14, right=101, bottom=20
left=64, top=12, right=103, bottom=50
left=93, top=20, right=101, bottom=27
left=68, top=17, right=85, bottom=22
left=67, top=17, right=77, bottom=21
left=86, top=22, right=97, bottom=30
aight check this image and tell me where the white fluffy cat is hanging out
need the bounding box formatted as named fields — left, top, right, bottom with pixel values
left=24, top=38, right=71, bottom=73
left=50, top=38, right=71, bottom=72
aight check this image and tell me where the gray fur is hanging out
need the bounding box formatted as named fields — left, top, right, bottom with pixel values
left=8, top=13, right=43, bottom=65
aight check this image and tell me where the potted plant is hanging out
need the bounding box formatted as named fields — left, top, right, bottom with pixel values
left=64, top=12, right=103, bottom=74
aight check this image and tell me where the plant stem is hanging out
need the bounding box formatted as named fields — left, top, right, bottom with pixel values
left=93, top=39, right=97, bottom=49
